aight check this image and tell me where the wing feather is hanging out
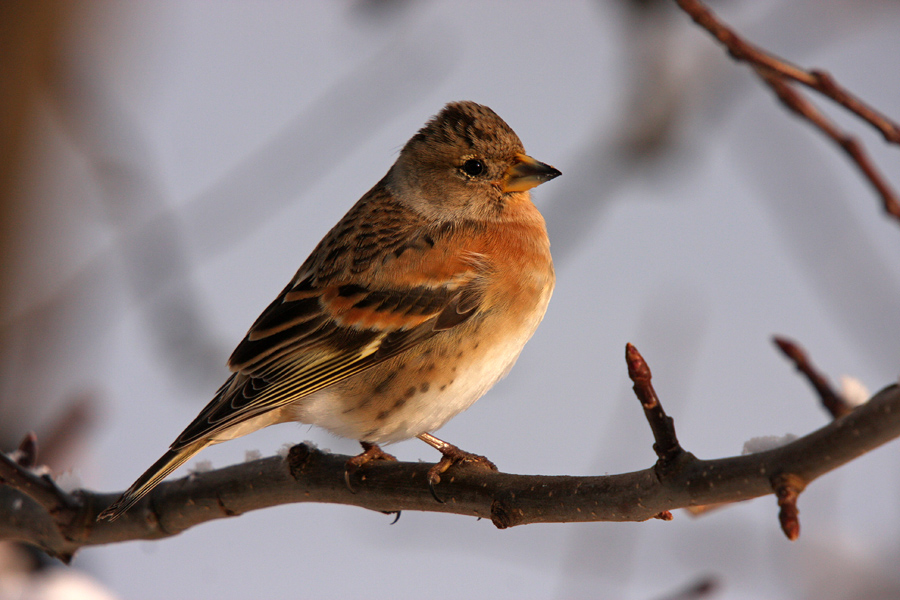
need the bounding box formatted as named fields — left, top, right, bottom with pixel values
left=169, top=194, right=489, bottom=450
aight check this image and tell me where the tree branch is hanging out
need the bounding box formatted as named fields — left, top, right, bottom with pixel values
left=2, top=375, right=898, bottom=560
left=626, top=343, right=682, bottom=465
left=773, top=336, right=853, bottom=418
left=674, top=0, right=900, bottom=223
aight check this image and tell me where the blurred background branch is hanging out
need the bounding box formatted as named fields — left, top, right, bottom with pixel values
left=674, top=0, right=900, bottom=222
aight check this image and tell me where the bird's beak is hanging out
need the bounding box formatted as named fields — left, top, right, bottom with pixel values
left=502, top=153, right=561, bottom=193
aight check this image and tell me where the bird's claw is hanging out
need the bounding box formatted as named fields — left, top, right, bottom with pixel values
left=344, top=442, right=397, bottom=493
left=426, top=446, right=497, bottom=503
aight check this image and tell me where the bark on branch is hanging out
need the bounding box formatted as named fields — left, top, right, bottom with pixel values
left=2, top=378, right=898, bottom=562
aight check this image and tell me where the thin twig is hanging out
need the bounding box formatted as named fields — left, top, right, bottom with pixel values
left=773, top=336, right=853, bottom=418
left=625, top=343, right=682, bottom=465
left=758, top=71, right=900, bottom=221
left=674, top=0, right=900, bottom=143
left=674, top=0, right=900, bottom=223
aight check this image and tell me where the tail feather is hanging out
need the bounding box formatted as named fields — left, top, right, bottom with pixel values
left=97, top=441, right=208, bottom=521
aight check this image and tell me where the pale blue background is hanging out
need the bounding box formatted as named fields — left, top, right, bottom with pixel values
left=3, top=1, right=899, bottom=598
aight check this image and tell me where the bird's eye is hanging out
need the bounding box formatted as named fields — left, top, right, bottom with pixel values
left=461, top=158, right=485, bottom=177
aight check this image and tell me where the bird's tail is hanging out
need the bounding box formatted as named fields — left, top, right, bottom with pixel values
left=97, top=440, right=208, bottom=522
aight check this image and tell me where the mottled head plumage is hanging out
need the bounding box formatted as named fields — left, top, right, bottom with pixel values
left=406, top=101, right=524, bottom=154
left=387, top=101, right=555, bottom=222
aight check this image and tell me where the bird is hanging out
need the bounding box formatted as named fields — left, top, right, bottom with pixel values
left=98, top=100, right=560, bottom=521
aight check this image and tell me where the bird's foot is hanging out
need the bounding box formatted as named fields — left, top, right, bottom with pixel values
left=344, top=442, right=397, bottom=493
left=417, top=432, right=497, bottom=503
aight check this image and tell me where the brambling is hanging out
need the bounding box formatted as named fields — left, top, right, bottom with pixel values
left=99, top=101, right=560, bottom=521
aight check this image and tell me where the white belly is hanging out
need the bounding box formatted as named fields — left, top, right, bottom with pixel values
left=289, top=284, right=552, bottom=444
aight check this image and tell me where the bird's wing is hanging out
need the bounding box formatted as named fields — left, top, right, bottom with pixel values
left=170, top=196, right=488, bottom=450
